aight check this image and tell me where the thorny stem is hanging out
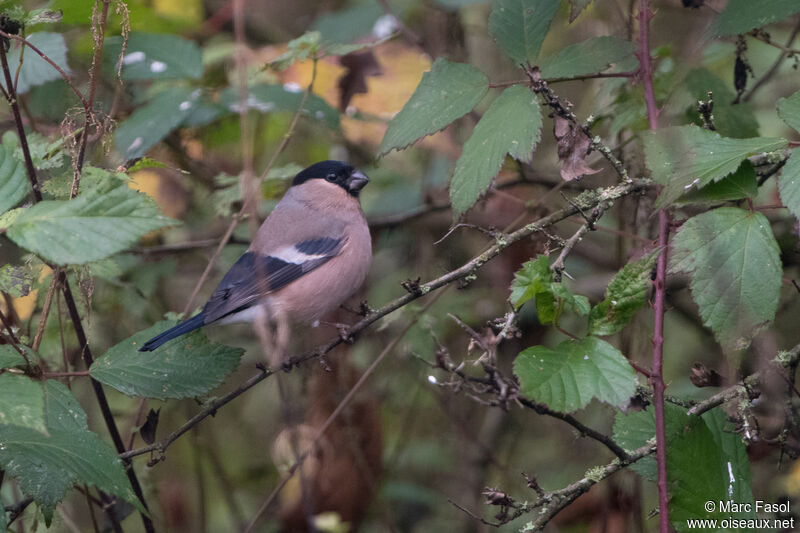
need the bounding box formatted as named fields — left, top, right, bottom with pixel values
left=638, top=1, right=670, bottom=532
left=73, top=0, right=111, bottom=196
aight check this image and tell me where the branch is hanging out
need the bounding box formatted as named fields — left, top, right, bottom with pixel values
left=456, top=346, right=800, bottom=530
left=637, top=2, right=670, bottom=532
left=122, top=179, right=650, bottom=461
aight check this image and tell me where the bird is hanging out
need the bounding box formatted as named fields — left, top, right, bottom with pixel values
left=138, top=160, right=371, bottom=352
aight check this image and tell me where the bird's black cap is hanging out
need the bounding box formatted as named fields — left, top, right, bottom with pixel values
left=292, top=160, right=369, bottom=197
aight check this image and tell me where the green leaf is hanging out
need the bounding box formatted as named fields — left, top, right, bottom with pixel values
left=105, top=32, right=203, bottom=80
left=676, top=161, right=758, bottom=205
left=510, top=255, right=551, bottom=308
left=589, top=249, right=659, bottom=336
left=0, top=424, right=143, bottom=523
left=0, top=264, right=33, bottom=297
left=643, top=125, right=786, bottom=207
left=0, top=374, right=46, bottom=433
left=510, top=254, right=588, bottom=325
left=669, top=208, right=781, bottom=350
left=450, top=85, right=542, bottom=217
left=42, top=381, right=88, bottom=433
left=218, top=84, right=341, bottom=130
left=613, top=403, right=686, bottom=482
left=669, top=411, right=755, bottom=531
left=267, top=31, right=323, bottom=70
left=779, top=149, right=800, bottom=221
left=379, top=58, right=488, bottom=155
left=613, top=405, right=755, bottom=525
left=0, top=140, right=28, bottom=214
left=90, top=320, right=244, bottom=400
left=5, top=179, right=176, bottom=265
left=777, top=89, right=800, bottom=134
left=712, top=0, right=800, bottom=36
left=513, top=337, right=637, bottom=413
left=115, top=87, right=202, bottom=160
left=0, top=33, right=71, bottom=94
left=488, top=0, right=561, bottom=65
left=539, top=37, right=637, bottom=79
left=0, top=345, right=30, bottom=370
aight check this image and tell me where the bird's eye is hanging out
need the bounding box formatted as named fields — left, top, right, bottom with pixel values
left=325, top=173, right=337, bottom=182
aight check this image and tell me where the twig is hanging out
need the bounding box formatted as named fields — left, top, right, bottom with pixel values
left=638, top=2, right=670, bottom=532
left=524, top=67, right=631, bottom=183
left=0, top=36, right=42, bottom=201
left=0, top=30, right=89, bottom=113
left=32, top=268, right=60, bottom=352
left=550, top=204, right=605, bottom=282
left=518, top=398, right=631, bottom=461
left=745, top=19, right=800, bottom=102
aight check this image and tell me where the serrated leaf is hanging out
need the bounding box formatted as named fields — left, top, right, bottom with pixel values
left=115, top=87, right=202, bottom=160
left=510, top=255, right=551, bottom=308
left=450, top=85, right=541, bottom=217
left=669, top=411, right=755, bottom=531
left=0, top=33, right=71, bottom=94
left=218, top=84, right=341, bottom=130
left=539, top=37, right=637, bottom=79
left=777, top=89, right=800, bottom=134
left=0, top=137, right=28, bottom=214
left=0, top=346, right=30, bottom=370
left=0, top=424, right=143, bottom=523
left=5, top=180, right=177, bottom=265
left=779, top=149, right=800, bottom=221
left=669, top=208, right=781, bottom=350
left=677, top=161, right=758, bottom=205
left=589, top=249, right=659, bottom=336
left=90, top=320, right=244, bottom=400
left=513, top=337, right=636, bottom=413
left=643, top=125, right=786, bottom=207
left=712, top=0, right=800, bottom=36
left=0, top=374, right=46, bottom=433
left=105, top=32, right=203, bottom=80
left=613, top=405, right=755, bottom=525
left=379, top=59, right=488, bottom=155
left=0, top=264, right=33, bottom=297
left=488, top=0, right=560, bottom=65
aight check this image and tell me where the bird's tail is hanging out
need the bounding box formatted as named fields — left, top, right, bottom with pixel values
left=139, top=313, right=205, bottom=352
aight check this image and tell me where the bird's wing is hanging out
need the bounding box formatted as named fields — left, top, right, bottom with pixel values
left=201, top=236, right=345, bottom=323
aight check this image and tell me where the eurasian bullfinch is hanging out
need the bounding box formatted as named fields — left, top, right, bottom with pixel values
left=139, top=160, right=371, bottom=352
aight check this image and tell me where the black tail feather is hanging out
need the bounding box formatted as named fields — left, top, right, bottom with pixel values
left=139, top=314, right=205, bottom=352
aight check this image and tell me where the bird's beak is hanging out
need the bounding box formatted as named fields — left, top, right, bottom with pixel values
left=347, top=170, right=369, bottom=193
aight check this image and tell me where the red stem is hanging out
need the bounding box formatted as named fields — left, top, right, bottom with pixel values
left=639, top=1, right=671, bottom=532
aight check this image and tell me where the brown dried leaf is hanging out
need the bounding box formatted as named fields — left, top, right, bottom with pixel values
left=337, top=51, right=382, bottom=112
left=554, top=116, right=600, bottom=181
